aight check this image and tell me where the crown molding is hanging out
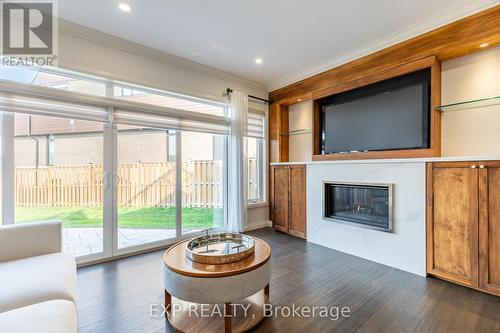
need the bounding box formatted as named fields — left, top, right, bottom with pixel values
left=268, top=1, right=500, bottom=92
left=58, top=20, right=268, bottom=94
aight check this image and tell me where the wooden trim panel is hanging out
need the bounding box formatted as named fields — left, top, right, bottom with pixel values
left=269, top=103, right=289, bottom=163
left=311, top=56, right=437, bottom=100
left=312, top=56, right=441, bottom=161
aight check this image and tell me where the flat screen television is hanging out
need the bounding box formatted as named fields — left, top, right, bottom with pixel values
left=319, top=68, right=431, bottom=154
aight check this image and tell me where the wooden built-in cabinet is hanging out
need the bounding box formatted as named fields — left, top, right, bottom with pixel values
left=270, top=165, right=306, bottom=239
left=478, top=161, right=500, bottom=295
left=427, top=161, right=500, bottom=296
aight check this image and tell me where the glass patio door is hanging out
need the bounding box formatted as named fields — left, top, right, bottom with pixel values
left=4, top=112, right=110, bottom=262
left=0, top=65, right=229, bottom=263
left=114, top=125, right=178, bottom=252
left=1, top=108, right=227, bottom=262
left=181, top=131, right=225, bottom=236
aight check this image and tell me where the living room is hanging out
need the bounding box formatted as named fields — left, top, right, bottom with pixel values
left=0, top=1, right=500, bottom=332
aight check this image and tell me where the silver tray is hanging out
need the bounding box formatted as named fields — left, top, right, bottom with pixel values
left=186, top=233, right=255, bottom=264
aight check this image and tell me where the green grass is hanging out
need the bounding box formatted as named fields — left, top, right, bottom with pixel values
left=15, top=207, right=223, bottom=229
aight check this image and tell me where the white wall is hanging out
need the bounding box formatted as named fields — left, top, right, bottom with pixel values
left=441, top=45, right=500, bottom=156
left=288, top=100, right=313, bottom=162
left=307, top=162, right=427, bottom=276
left=58, top=24, right=267, bottom=102
left=56, top=25, right=270, bottom=229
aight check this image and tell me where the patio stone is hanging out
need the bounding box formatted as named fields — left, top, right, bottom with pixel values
left=63, top=227, right=178, bottom=257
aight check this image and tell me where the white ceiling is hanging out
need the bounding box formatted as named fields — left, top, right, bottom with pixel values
left=59, top=0, right=499, bottom=91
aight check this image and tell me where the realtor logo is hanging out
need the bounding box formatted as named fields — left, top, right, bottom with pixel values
left=1, top=0, right=58, bottom=66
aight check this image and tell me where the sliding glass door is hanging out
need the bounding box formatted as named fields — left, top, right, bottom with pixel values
left=1, top=112, right=227, bottom=262
left=116, top=126, right=178, bottom=250
left=11, top=113, right=107, bottom=259
left=0, top=65, right=229, bottom=264
left=181, top=131, right=225, bottom=235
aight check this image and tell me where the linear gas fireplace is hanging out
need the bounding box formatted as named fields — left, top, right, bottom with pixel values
left=323, top=182, right=393, bottom=232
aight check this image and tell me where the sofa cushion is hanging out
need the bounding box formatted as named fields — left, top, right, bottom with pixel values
left=0, top=300, right=76, bottom=333
left=0, top=252, right=76, bottom=313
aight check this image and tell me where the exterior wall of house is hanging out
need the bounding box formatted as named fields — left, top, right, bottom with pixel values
left=54, top=133, right=104, bottom=166
left=14, top=136, right=48, bottom=167
left=14, top=130, right=222, bottom=168
left=117, top=131, right=168, bottom=164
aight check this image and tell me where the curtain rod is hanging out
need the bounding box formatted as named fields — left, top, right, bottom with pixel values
left=225, top=88, right=271, bottom=104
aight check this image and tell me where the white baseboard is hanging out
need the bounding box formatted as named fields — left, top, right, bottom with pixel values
left=245, top=220, right=272, bottom=231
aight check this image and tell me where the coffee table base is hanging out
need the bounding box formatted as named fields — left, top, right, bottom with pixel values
left=165, top=285, right=269, bottom=333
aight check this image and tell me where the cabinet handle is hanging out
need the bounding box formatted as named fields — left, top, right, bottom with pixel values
left=479, top=165, right=486, bottom=169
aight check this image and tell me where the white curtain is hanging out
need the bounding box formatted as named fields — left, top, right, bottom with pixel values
left=226, top=91, right=248, bottom=233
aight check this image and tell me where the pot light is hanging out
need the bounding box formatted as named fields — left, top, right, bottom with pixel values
left=119, top=3, right=131, bottom=12
left=480, top=42, right=490, bottom=48
left=255, top=58, right=263, bottom=64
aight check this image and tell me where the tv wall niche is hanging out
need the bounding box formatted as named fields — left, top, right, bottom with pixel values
left=318, top=69, right=431, bottom=155
left=311, top=56, right=441, bottom=161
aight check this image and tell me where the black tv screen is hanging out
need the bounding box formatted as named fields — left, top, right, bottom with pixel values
left=319, top=69, right=431, bottom=154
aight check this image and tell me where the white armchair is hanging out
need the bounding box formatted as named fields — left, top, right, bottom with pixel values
left=0, top=222, right=77, bottom=333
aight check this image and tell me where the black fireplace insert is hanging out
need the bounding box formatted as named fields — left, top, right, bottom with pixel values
left=323, top=182, right=393, bottom=232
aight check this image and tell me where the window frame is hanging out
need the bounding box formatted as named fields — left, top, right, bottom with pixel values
left=0, top=65, right=233, bottom=265
left=247, top=107, right=268, bottom=207
left=26, top=65, right=267, bottom=207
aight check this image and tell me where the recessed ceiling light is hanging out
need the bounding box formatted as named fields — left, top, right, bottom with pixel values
left=255, top=58, right=263, bottom=64
left=480, top=42, right=490, bottom=48
left=297, top=99, right=302, bottom=102
left=119, top=3, right=131, bottom=12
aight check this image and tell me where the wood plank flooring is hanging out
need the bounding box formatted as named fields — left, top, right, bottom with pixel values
left=77, top=228, right=500, bottom=333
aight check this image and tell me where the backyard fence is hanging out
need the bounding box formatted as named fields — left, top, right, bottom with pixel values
left=15, top=160, right=259, bottom=209
left=15, top=159, right=258, bottom=208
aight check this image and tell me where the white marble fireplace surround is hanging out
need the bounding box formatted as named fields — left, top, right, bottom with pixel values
left=271, top=156, right=500, bottom=277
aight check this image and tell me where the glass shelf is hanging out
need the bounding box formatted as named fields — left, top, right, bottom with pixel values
left=280, top=128, right=312, bottom=136
left=436, top=95, right=500, bottom=112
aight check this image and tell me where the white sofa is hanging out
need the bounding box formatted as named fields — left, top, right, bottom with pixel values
left=0, top=222, right=77, bottom=333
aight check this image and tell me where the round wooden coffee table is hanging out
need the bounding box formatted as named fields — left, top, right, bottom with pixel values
left=163, top=236, right=272, bottom=333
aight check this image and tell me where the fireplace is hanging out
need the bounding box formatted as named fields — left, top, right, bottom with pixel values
left=323, top=182, right=393, bottom=232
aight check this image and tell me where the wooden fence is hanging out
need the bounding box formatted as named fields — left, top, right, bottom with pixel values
left=15, top=159, right=258, bottom=208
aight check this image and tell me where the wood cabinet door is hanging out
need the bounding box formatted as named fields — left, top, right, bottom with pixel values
left=479, top=161, right=500, bottom=295
left=272, top=166, right=290, bottom=233
left=289, top=165, right=306, bottom=239
left=426, top=162, right=479, bottom=287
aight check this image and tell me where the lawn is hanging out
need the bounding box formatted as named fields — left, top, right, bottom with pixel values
left=15, top=207, right=223, bottom=229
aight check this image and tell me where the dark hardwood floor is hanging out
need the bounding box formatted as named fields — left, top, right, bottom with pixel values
left=77, top=228, right=500, bottom=333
